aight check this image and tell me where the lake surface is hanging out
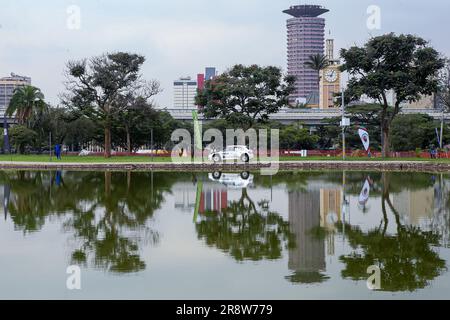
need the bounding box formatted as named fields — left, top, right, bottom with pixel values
left=0, top=170, right=449, bottom=299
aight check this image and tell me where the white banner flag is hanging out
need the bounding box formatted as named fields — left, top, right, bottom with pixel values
left=358, top=127, right=370, bottom=153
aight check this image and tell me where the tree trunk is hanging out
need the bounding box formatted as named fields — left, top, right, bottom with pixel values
left=381, top=172, right=390, bottom=236
left=105, top=171, right=111, bottom=196
left=382, top=124, right=390, bottom=158
left=126, top=125, right=131, bottom=155
left=127, top=171, right=131, bottom=193
left=104, top=125, right=112, bottom=158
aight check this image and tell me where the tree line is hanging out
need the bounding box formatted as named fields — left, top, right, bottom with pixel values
left=3, top=53, right=190, bottom=155
left=196, top=33, right=450, bottom=156
left=4, top=33, right=450, bottom=157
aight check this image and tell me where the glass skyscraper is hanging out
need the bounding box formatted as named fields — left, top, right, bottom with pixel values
left=283, top=5, right=328, bottom=103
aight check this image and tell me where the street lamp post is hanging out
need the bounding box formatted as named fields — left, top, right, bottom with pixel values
left=151, top=128, right=154, bottom=162
left=440, top=106, right=445, bottom=149
left=341, top=89, right=347, bottom=160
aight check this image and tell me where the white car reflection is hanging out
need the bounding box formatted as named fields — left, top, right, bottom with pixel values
left=208, top=172, right=253, bottom=189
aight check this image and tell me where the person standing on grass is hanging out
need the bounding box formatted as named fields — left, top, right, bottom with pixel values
left=55, top=144, right=62, bottom=160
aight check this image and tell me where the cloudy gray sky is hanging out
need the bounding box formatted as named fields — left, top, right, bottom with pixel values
left=1, top=0, right=449, bottom=108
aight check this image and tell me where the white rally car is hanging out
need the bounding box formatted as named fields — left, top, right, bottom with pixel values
left=208, top=145, right=254, bottom=163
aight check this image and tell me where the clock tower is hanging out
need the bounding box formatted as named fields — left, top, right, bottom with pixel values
left=320, top=39, right=341, bottom=109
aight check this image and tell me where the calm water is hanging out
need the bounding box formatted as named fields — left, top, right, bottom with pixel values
left=0, top=170, right=449, bottom=299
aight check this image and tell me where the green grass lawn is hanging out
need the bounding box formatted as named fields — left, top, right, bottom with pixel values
left=0, top=154, right=448, bottom=163
left=0, top=154, right=173, bottom=163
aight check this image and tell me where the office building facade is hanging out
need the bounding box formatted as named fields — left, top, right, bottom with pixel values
left=0, top=73, right=32, bottom=116
left=173, top=77, right=198, bottom=109
left=283, top=5, right=328, bottom=103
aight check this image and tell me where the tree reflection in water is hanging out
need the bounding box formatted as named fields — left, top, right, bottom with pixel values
left=1, top=170, right=448, bottom=289
left=337, top=172, right=447, bottom=292
left=0, top=170, right=179, bottom=273
left=195, top=187, right=296, bottom=262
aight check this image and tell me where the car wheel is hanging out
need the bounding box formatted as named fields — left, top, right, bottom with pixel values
left=240, top=171, right=250, bottom=180
left=212, top=171, right=222, bottom=179
left=212, top=154, right=222, bottom=163
left=241, top=153, right=249, bottom=163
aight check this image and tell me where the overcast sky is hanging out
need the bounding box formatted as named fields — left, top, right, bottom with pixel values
left=1, top=0, right=449, bottom=108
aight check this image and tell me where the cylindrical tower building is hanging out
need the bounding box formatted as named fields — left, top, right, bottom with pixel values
left=283, top=5, right=328, bottom=104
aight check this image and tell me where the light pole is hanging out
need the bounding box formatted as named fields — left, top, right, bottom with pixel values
left=49, top=131, right=52, bottom=161
left=440, top=106, right=445, bottom=149
left=341, top=88, right=346, bottom=160
left=150, top=128, right=154, bottom=162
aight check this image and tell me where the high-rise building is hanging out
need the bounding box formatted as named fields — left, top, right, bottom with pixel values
left=197, top=73, right=205, bottom=91
left=205, top=67, right=216, bottom=81
left=283, top=5, right=328, bottom=103
left=0, top=73, right=32, bottom=116
left=173, top=76, right=198, bottom=109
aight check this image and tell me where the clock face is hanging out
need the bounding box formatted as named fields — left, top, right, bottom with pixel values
left=324, top=69, right=338, bottom=83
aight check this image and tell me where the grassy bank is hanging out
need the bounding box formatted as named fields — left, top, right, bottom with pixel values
left=0, top=154, right=448, bottom=163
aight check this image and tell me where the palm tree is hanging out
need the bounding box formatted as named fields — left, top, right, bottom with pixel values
left=304, top=53, right=329, bottom=95
left=6, top=85, right=47, bottom=126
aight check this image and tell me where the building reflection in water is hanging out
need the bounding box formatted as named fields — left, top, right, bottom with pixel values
left=390, top=176, right=450, bottom=247
left=174, top=182, right=228, bottom=215
left=199, top=187, right=227, bottom=215
left=320, top=189, right=341, bottom=256
left=394, top=188, right=434, bottom=227
left=173, top=182, right=197, bottom=212
left=286, top=190, right=328, bottom=283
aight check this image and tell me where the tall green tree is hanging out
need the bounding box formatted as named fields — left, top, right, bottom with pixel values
left=340, top=33, right=445, bottom=157
left=7, top=85, right=47, bottom=126
left=390, top=114, right=443, bottom=151
left=279, top=124, right=319, bottom=150
left=9, top=125, right=38, bottom=154
left=62, top=52, right=160, bottom=158
left=65, top=116, right=99, bottom=151
left=112, top=96, right=157, bottom=152
left=304, top=53, right=328, bottom=96
left=196, top=64, right=295, bottom=130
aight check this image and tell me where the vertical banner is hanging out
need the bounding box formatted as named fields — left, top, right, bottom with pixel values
left=358, top=127, right=371, bottom=157
left=192, top=110, right=202, bottom=161
left=3, top=115, right=10, bottom=154
left=358, top=178, right=371, bottom=206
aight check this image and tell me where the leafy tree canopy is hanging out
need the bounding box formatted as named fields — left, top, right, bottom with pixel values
left=196, top=64, right=295, bottom=130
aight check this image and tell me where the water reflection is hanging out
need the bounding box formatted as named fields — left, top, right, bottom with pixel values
left=195, top=173, right=295, bottom=261
left=285, top=189, right=329, bottom=283
left=0, top=170, right=449, bottom=294
left=0, top=171, right=180, bottom=273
